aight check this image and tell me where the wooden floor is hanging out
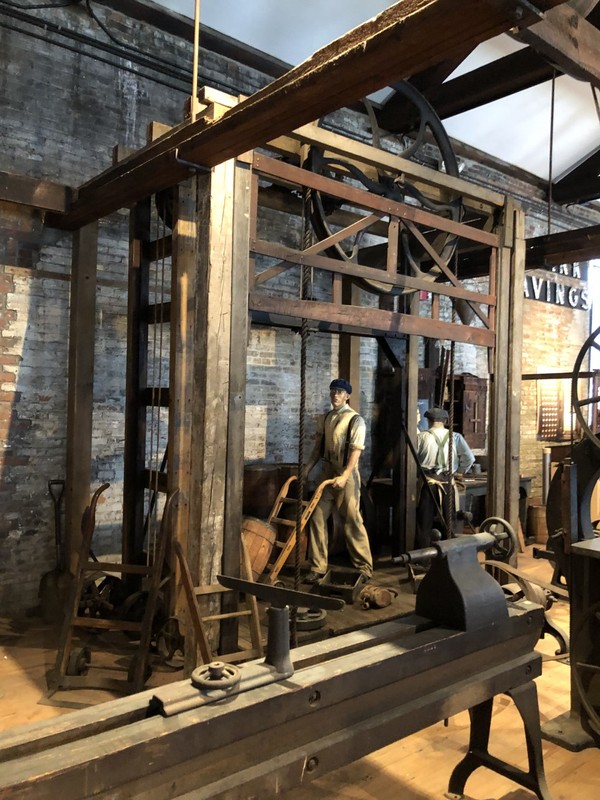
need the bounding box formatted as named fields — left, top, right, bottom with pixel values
left=1, top=546, right=599, bottom=799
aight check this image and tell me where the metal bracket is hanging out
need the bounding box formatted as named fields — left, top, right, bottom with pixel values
left=174, top=148, right=211, bottom=173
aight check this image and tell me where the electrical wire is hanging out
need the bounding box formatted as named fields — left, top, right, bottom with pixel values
left=0, top=0, right=193, bottom=84
left=0, top=0, right=79, bottom=9
left=83, top=0, right=189, bottom=76
left=0, top=17, right=191, bottom=95
left=0, top=1, right=239, bottom=99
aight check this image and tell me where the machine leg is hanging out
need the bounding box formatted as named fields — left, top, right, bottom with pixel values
left=541, top=614, right=569, bottom=656
left=447, top=697, right=493, bottom=796
left=448, top=682, right=551, bottom=800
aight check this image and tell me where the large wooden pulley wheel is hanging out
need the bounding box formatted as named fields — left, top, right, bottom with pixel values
left=308, top=80, right=463, bottom=296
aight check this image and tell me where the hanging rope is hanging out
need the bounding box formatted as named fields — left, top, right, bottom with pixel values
left=445, top=341, right=456, bottom=537
left=191, top=0, right=201, bottom=118
left=291, top=151, right=313, bottom=648
left=445, top=252, right=458, bottom=538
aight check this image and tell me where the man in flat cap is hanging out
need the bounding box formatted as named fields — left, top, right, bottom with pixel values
left=415, top=406, right=475, bottom=557
left=304, top=378, right=373, bottom=584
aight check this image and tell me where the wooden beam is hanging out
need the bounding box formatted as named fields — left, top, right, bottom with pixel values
left=186, top=160, right=249, bottom=664
left=339, top=281, right=362, bottom=412
left=219, top=158, right=252, bottom=654
left=45, top=0, right=565, bottom=231
left=552, top=145, right=600, bottom=204
left=514, top=2, right=600, bottom=84
left=415, top=48, right=554, bottom=120
left=526, top=223, right=600, bottom=265
left=249, top=293, right=495, bottom=347
left=0, top=171, right=70, bottom=213
left=65, top=223, right=98, bottom=571
left=169, top=178, right=199, bottom=626
left=506, top=201, right=526, bottom=538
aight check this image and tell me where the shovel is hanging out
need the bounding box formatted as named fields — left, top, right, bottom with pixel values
left=38, top=479, right=70, bottom=624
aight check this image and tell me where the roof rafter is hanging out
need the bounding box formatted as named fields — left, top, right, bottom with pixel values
left=526, top=221, right=600, bottom=265
left=514, top=1, right=600, bottom=84
left=46, top=0, right=566, bottom=230
left=552, top=144, right=600, bottom=204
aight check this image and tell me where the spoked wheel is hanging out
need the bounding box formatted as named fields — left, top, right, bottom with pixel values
left=571, top=599, right=600, bottom=744
left=308, top=80, right=463, bottom=296
left=572, top=324, right=600, bottom=450
left=480, top=516, right=518, bottom=563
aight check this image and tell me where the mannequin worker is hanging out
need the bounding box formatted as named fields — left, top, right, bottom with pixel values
left=304, top=378, right=373, bottom=584
left=415, top=406, right=475, bottom=553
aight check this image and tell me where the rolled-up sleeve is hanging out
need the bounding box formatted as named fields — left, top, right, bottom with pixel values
left=348, top=415, right=366, bottom=451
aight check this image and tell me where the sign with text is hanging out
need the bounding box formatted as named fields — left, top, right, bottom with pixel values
left=524, top=263, right=591, bottom=311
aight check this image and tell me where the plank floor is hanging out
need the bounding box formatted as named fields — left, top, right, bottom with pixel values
left=1, top=545, right=599, bottom=799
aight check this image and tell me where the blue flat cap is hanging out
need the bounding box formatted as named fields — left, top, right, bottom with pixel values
left=424, top=406, right=448, bottom=422
left=330, top=378, right=352, bottom=394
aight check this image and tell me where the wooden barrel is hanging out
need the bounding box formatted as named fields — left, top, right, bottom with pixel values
left=242, top=463, right=281, bottom=520
left=527, top=504, right=548, bottom=544
left=241, top=516, right=277, bottom=580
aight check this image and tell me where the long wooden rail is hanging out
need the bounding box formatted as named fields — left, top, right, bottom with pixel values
left=45, top=0, right=565, bottom=230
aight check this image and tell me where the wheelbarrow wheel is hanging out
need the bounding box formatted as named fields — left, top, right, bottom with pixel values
left=66, top=646, right=91, bottom=676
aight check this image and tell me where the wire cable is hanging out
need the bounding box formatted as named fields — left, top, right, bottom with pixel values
left=0, top=1, right=80, bottom=9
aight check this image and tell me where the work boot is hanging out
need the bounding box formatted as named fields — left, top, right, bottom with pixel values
left=304, top=571, right=325, bottom=585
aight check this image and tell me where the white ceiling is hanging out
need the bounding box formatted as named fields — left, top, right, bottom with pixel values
left=155, top=0, right=600, bottom=183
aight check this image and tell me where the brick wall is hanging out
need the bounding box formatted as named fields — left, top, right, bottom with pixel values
left=519, top=300, right=590, bottom=500
left=0, top=3, right=598, bottom=614
left=0, top=2, right=289, bottom=615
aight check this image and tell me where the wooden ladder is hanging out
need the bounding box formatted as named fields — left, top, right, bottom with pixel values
left=264, top=477, right=335, bottom=585
left=174, top=536, right=263, bottom=666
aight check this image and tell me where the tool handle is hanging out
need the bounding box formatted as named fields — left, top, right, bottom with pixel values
left=48, top=479, right=65, bottom=505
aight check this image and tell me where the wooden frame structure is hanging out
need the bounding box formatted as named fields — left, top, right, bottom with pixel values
left=245, top=119, right=524, bottom=547
left=43, top=0, right=557, bottom=660
left=60, top=97, right=525, bottom=661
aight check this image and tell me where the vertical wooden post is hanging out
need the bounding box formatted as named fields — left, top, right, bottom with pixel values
left=489, top=197, right=524, bottom=534
left=65, top=222, right=98, bottom=572
left=506, top=200, right=526, bottom=531
left=224, top=157, right=251, bottom=579
left=181, top=157, right=250, bottom=664
left=340, top=281, right=361, bottom=410
left=169, top=178, right=199, bottom=597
